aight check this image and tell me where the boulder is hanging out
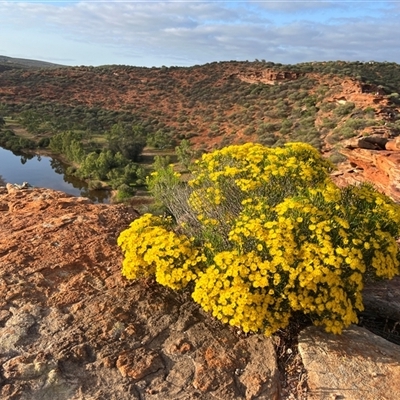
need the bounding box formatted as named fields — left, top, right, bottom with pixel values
left=298, top=325, right=400, bottom=400
left=342, top=135, right=388, bottom=150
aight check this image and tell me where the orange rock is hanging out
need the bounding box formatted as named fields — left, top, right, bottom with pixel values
left=337, top=145, right=400, bottom=202
left=0, top=187, right=281, bottom=400
left=385, top=136, right=400, bottom=151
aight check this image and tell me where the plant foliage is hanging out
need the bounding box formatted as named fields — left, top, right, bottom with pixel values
left=119, top=142, right=400, bottom=335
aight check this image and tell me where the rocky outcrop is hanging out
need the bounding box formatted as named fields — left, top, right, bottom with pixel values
left=332, top=136, right=400, bottom=202
left=237, top=69, right=303, bottom=85
left=1, top=186, right=400, bottom=399
left=0, top=186, right=280, bottom=399
left=322, top=76, right=392, bottom=111
left=360, top=277, right=400, bottom=347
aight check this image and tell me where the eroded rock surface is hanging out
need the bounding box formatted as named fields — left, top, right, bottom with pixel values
left=332, top=135, right=400, bottom=202
left=237, top=69, right=303, bottom=85
left=298, top=325, right=400, bottom=400
left=0, top=187, right=280, bottom=400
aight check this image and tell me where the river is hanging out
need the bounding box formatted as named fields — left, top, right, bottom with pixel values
left=0, top=146, right=111, bottom=203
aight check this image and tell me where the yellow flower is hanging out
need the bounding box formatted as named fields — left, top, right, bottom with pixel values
left=119, top=142, right=400, bottom=338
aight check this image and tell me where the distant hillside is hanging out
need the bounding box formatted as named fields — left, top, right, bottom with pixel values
left=0, top=55, right=66, bottom=71
left=0, top=59, right=400, bottom=157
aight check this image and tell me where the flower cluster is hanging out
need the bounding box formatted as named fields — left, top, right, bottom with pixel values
left=118, top=142, right=400, bottom=335
left=117, top=213, right=204, bottom=290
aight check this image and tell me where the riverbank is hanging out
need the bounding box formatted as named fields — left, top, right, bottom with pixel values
left=0, top=146, right=112, bottom=203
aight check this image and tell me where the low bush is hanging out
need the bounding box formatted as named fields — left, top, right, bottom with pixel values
left=118, top=142, right=400, bottom=335
left=114, top=184, right=136, bottom=202
left=87, top=180, right=103, bottom=190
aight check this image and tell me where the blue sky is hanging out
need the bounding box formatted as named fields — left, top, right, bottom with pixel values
left=1, top=1, right=399, bottom=67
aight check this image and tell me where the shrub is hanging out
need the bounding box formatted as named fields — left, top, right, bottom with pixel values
left=333, top=102, right=355, bottom=117
left=118, top=213, right=204, bottom=289
left=118, top=142, right=400, bottom=336
left=38, top=137, right=50, bottom=148
left=114, top=184, right=136, bottom=202
left=328, top=151, right=347, bottom=164
left=88, top=180, right=103, bottom=190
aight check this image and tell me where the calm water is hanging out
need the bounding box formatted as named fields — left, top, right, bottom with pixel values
left=0, top=146, right=111, bottom=203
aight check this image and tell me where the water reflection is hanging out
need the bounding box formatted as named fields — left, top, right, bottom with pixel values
left=50, top=158, right=64, bottom=175
left=49, top=158, right=111, bottom=203
left=0, top=146, right=111, bottom=203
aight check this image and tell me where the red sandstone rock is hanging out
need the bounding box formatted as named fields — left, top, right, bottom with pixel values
left=237, top=68, right=302, bottom=85
left=337, top=147, right=400, bottom=202
left=1, top=185, right=400, bottom=400
left=0, top=187, right=280, bottom=399
left=385, top=136, right=400, bottom=151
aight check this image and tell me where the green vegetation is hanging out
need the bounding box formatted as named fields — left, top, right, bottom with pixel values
left=280, top=60, right=400, bottom=97
left=1, top=59, right=400, bottom=199
left=175, top=139, right=196, bottom=171
left=2, top=60, right=399, bottom=155
left=0, top=107, right=152, bottom=196
left=118, top=142, right=400, bottom=336
left=0, top=128, right=36, bottom=152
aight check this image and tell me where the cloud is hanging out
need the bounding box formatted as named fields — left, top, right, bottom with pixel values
left=249, top=0, right=339, bottom=13
left=0, top=1, right=399, bottom=66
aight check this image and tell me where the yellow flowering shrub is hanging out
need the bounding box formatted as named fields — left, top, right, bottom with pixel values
left=117, top=213, right=204, bottom=290
left=119, top=142, right=400, bottom=335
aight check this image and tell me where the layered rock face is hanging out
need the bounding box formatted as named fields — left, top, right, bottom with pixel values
left=332, top=136, right=400, bottom=202
left=237, top=69, right=303, bottom=85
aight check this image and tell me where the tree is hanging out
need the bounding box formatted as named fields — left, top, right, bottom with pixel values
left=19, top=110, right=44, bottom=134
left=77, top=152, right=99, bottom=179
left=49, top=131, right=84, bottom=162
left=146, top=129, right=174, bottom=149
left=175, top=139, right=193, bottom=170
left=107, top=123, right=146, bottom=162
left=96, top=150, right=117, bottom=180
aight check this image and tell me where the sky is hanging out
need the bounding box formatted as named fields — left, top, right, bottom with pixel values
left=1, top=1, right=399, bottom=68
